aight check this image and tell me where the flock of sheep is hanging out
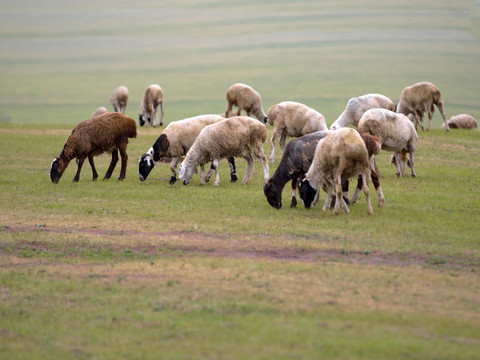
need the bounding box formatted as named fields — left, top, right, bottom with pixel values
left=50, top=82, right=478, bottom=215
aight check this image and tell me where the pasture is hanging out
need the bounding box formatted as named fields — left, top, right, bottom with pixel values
left=1, top=0, right=480, bottom=359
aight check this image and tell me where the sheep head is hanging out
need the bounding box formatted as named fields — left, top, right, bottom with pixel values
left=263, top=180, right=282, bottom=209
left=50, top=157, right=70, bottom=184
left=298, top=178, right=317, bottom=209
left=179, top=161, right=194, bottom=186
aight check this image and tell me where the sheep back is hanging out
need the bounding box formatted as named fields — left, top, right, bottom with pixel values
left=267, top=101, right=327, bottom=135
left=397, top=82, right=442, bottom=115
left=442, top=114, right=478, bottom=129
left=141, top=84, right=164, bottom=112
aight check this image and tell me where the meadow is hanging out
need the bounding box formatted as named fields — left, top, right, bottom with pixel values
left=1, top=1, right=480, bottom=359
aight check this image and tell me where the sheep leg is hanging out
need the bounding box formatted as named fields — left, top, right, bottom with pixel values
left=409, top=152, right=417, bottom=178
left=436, top=100, right=449, bottom=132
left=73, top=155, right=86, bottom=182
left=269, top=130, right=279, bottom=163
left=259, top=153, right=270, bottom=184
left=88, top=155, right=98, bottom=181
left=370, top=168, right=384, bottom=207
left=152, top=105, right=158, bottom=127
left=241, top=156, right=254, bottom=185
left=393, top=152, right=402, bottom=178
left=279, top=133, right=287, bottom=157
left=199, top=164, right=209, bottom=185
left=118, top=147, right=128, bottom=180
left=322, top=186, right=333, bottom=212
left=350, top=177, right=361, bottom=204
left=335, top=175, right=349, bottom=214
left=159, top=101, right=164, bottom=126
left=226, top=102, right=233, bottom=117
left=228, top=157, right=237, bottom=182
left=361, top=172, right=373, bottom=215
left=169, top=158, right=179, bottom=185
left=290, top=176, right=298, bottom=208
left=213, top=159, right=221, bottom=186
left=104, top=150, right=119, bottom=180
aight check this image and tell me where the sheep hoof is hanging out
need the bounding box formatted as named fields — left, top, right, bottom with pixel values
left=378, top=198, right=385, bottom=207
left=290, top=197, right=297, bottom=208
left=230, top=173, right=238, bottom=182
left=169, top=176, right=177, bottom=185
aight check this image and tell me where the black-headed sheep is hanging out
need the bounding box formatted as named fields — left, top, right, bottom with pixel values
left=441, top=114, right=478, bottom=130
left=358, top=108, right=418, bottom=178
left=225, top=83, right=267, bottom=124
left=50, top=112, right=137, bottom=183
left=138, top=114, right=237, bottom=184
left=329, top=93, right=396, bottom=130
left=267, top=101, right=328, bottom=163
left=298, top=128, right=374, bottom=215
left=139, top=84, right=164, bottom=127
left=396, top=81, right=449, bottom=132
left=110, top=86, right=129, bottom=113
left=179, top=116, right=269, bottom=186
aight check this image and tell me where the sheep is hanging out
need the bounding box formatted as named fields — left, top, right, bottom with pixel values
left=358, top=108, right=418, bottom=178
left=50, top=112, right=137, bottom=183
left=441, top=114, right=478, bottom=130
left=110, top=86, right=129, bottom=113
left=139, top=84, right=164, bottom=127
left=329, top=93, right=396, bottom=131
left=298, top=128, right=374, bottom=215
left=267, top=101, right=328, bottom=163
left=264, top=131, right=384, bottom=209
left=225, top=83, right=267, bottom=124
left=138, top=114, right=237, bottom=184
left=396, top=81, right=449, bottom=132
left=91, top=106, right=108, bottom=118
left=179, top=116, right=269, bottom=186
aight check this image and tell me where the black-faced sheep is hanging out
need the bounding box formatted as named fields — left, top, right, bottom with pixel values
left=138, top=114, right=237, bottom=184
left=264, top=131, right=384, bottom=209
left=396, top=81, right=449, bottom=132
left=441, top=114, right=478, bottom=130
left=50, top=112, right=137, bottom=183
left=298, top=128, right=374, bottom=215
left=225, top=83, right=267, bottom=124
left=110, top=86, right=129, bottom=113
left=139, top=84, right=164, bottom=127
left=329, top=93, right=396, bottom=130
left=92, top=106, right=108, bottom=118
left=179, top=116, right=269, bottom=186
left=267, top=101, right=328, bottom=163
left=358, top=108, right=418, bottom=178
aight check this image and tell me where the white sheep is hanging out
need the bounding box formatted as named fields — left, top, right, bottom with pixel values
left=441, top=114, right=478, bottom=130
left=396, top=81, right=449, bottom=132
left=110, top=86, right=129, bottom=113
left=329, top=93, right=396, bottom=130
left=91, top=106, right=108, bottom=118
left=139, top=84, right=164, bottom=127
left=358, top=108, right=418, bottom=178
left=179, top=116, right=269, bottom=186
left=267, top=101, right=328, bottom=163
left=298, top=128, right=373, bottom=215
left=138, top=114, right=232, bottom=184
left=225, top=83, right=268, bottom=124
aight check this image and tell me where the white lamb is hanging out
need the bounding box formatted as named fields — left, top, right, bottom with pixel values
left=442, top=114, right=478, bottom=130
left=358, top=108, right=418, bottom=178
left=139, top=84, right=164, bottom=127
left=329, top=93, right=396, bottom=130
left=225, top=83, right=268, bottom=124
left=267, top=101, right=328, bottom=163
left=110, top=86, right=129, bottom=113
left=179, top=116, right=269, bottom=186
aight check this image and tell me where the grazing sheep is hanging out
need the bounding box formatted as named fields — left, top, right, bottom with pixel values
left=329, top=93, right=396, bottom=130
left=442, top=114, right=478, bottom=130
left=179, top=116, right=269, bottom=186
left=358, top=108, right=418, bottom=178
left=50, top=112, right=137, bottom=183
left=298, top=128, right=373, bottom=215
left=138, top=114, right=237, bottom=184
left=225, top=83, right=267, bottom=124
left=110, top=86, right=129, bottom=113
left=139, top=84, right=164, bottom=127
left=396, top=81, right=449, bottom=131
left=91, top=106, right=108, bottom=118
left=267, top=101, right=328, bottom=163
left=264, top=131, right=384, bottom=209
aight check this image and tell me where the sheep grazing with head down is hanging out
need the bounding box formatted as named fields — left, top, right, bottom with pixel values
left=179, top=116, right=269, bottom=186
left=91, top=106, right=108, bottom=118
left=396, top=81, right=449, bottom=132
left=298, top=128, right=373, bottom=215
left=442, top=114, right=478, bottom=130
left=110, top=86, right=129, bottom=113
left=138, top=114, right=237, bottom=184
left=358, top=108, right=418, bottom=178
left=267, top=101, right=328, bottom=163
left=139, top=84, right=164, bottom=127
left=225, top=83, right=267, bottom=124
left=50, top=112, right=137, bottom=183
left=329, top=93, right=396, bottom=131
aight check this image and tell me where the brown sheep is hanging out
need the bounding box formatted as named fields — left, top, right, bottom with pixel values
left=396, top=81, right=449, bottom=132
left=110, top=86, right=129, bottom=113
left=50, top=112, right=137, bottom=183
left=139, top=84, right=164, bottom=127
left=225, top=83, right=267, bottom=124
left=442, top=114, right=478, bottom=130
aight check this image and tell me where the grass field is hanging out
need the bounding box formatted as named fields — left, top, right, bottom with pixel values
left=1, top=1, right=480, bottom=359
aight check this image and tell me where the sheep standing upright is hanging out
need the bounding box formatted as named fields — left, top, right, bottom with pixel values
left=225, top=83, right=268, bottom=124
left=50, top=112, right=137, bottom=183
left=179, top=116, right=269, bottom=186
left=329, top=93, right=396, bottom=130
left=358, top=108, right=418, bottom=178
left=139, top=84, right=164, bottom=127
left=267, top=101, right=327, bottom=163
left=396, top=81, right=449, bottom=132
left=442, top=114, right=478, bottom=130
left=298, top=128, right=373, bottom=215
left=110, top=86, right=129, bottom=113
